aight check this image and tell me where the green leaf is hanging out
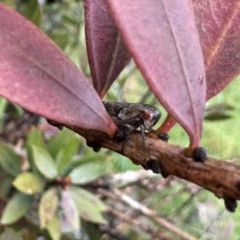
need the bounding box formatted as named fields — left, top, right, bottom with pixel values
left=204, top=113, right=232, bottom=121
left=39, top=188, right=59, bottom=228
left=56, top=137, right=80, bottom=175
left=0, top=168, right=14, bottom=200
left=61, top=190, right=80, bottom=232
left=0, top=98, right=7, bottom=130
left=18, top=0, right=42, bottom=27
left=205, top=103, right=235, bottom=121
left=49, top=33, right=69, bottom=50
left=32, top=145, right=58, bottom=179
left=47, top=129, right=80, bottom=159
left=1, top=192, right=33, bottom=225
left=26, top=127, right=45, bottom=149
left=0, top=97, right=7, bottom=115
left=0, top=1, right=16, bottom=8
left=70, top=162, right=108, bottom=184
left=0, top=142, right=21, bottom=177
left=70, top=186, right=106, bottom=224
left=13, top=104, right=24, bottom=116
left=26, top=127, right=45, bottom=172
left=63, top=154, right=106, bottom=176
left=13, top=172, right=45, bottom=195
left=46, top=216, right=61, bottom=240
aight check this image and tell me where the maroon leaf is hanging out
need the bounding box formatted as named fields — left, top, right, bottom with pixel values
left=158, top=2, right=240, bottom=135
left=193, top=1, right=240, bottom=100
left=107, top=0, right=206, bottom=150
left=85, top=0, right=131, bottom=99
left=0, top=3, right=117, bottom=136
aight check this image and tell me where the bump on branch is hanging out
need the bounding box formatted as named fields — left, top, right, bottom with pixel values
left=66, top=124, right=240, bottom=211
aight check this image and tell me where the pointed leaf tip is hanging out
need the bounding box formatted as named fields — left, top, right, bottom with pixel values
left=1, top=193, right=32, bottom=225
left=107, top=0, right=206, bottom=147
left=0, top=3, right=117, bottom=135
left=85, top=0, right=131, bottom=98
left=46, top=216, right=61, bottom=240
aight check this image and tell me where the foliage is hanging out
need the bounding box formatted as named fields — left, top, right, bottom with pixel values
left=0, top=127, right=109, bottom=239
left=0, top=0, right=117, bottom=137
left=0, top=0, right=240, bottom=239
left=1, top=0, right=238, bottom=154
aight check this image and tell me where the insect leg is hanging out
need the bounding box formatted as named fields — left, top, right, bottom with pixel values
left=140, top=124, right=146, bottom=146
left=120, top=129, right=131, bottom=154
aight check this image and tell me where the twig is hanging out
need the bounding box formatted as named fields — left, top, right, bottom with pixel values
left=113, top=188, right=197, bottom=240
left=100, top=192, right=172, bottom=240
left=67, top=126, right=240, bottom=201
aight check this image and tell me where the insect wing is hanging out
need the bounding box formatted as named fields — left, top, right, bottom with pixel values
left=118, top=107, right=144, bottom=120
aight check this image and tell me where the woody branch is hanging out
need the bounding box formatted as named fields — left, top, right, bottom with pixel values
left=68, top=125, right=240, bottom=202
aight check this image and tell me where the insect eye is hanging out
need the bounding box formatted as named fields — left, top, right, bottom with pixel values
left=144, top=111, right=152, bottom=120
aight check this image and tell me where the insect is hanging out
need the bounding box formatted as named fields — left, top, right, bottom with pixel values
left=103, top=101, right=161, bottom=143
left=47, top=102, right=161, bottom=152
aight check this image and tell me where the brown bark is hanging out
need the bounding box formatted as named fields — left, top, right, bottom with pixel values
left=68, top=125, right=240, bottom=201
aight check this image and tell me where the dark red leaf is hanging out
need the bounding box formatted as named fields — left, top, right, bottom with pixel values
left=159, top=2, right=240, bottom=135
left=85, top=0, right=131, bottom=99
left=0, top=3, right=117, bottom=136
left=193, top=1, right=240, bottom=100
left=107, top=0, right=206, bottom=149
